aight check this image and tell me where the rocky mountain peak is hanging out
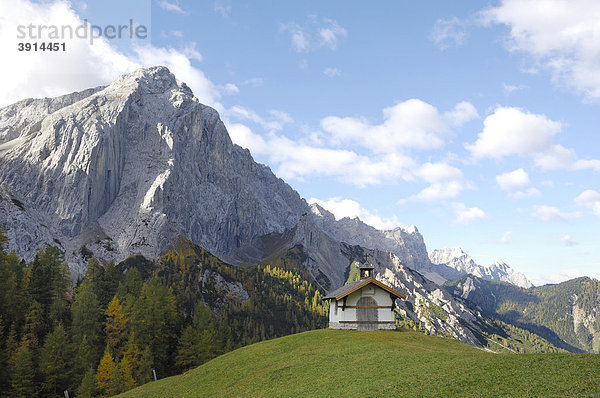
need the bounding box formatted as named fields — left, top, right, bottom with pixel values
left=0, top=66, right=308, bottom=274
left=430, top=247, right=533, bottom=288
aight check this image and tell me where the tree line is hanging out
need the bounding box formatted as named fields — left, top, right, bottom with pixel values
left=0, top=232, right=328, bottom=397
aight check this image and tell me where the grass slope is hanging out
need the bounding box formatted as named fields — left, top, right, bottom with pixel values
left=119, top=329, right=600, bottom=397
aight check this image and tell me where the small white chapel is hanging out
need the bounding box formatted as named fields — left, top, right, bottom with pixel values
left=324, top=263, right=406, bottom=331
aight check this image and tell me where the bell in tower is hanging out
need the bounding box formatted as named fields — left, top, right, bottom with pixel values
left=358, top=263, right=374, bottom=279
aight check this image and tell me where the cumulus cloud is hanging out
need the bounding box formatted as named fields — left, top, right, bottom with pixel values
left=495, top=169, right=541, bottom=199
left=531, top=205, right=581, bottom=222
left=403, top=162, right=468, bottom=202
left=510, top=188, right=542, bottom=200
left=308, top=197, right=400, bottom=230
left=452, top=202, right=488, bottom=224
left=0, top=0, right=218, bottom=107
left=225, top=106, right=293, bottom=131
left=574, top=190, right=600, bottom=215
left=467, top=107, right=562, bottom=159
left=482, top=0, right=600, bottom=100
left=227, top=122, right=416, bottom=186
left=321, top=99, right=453, bottom=152
left=443, top=101, right=479, bottom=126
left=496, top=168, right=530, bottom=190
left=560, top=235, right=578, bottom=247
left=467, top=107, right=600, bottom=172
left=430, top=17, right=468, bottom=50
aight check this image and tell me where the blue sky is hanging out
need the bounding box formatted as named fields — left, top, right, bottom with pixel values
left=1, top=0, right=599, bottom=285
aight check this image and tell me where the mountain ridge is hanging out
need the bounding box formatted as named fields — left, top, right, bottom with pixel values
left=0, top=66, right=308, bottom=275
left=430, top=247, right=533, bottom=288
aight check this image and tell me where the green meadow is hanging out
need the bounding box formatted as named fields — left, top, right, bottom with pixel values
left=119, top=328, right=600, bottom=397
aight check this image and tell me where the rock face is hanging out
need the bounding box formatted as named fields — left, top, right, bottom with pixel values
left=310, top=203, right=471, bottom=285
left=0, top=66, right=308, bottom=275
left=309, top=203, right=430, bottom=271
left=429, top=247, right=533, bottom=288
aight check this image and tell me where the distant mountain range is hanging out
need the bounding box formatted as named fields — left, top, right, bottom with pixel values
left=430, top=247, right=533, bottom=288
left=0, top=66, right=594, bottom=352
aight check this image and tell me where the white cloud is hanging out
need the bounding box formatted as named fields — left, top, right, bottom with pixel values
left=227, top=122, right=416, bottom=186
left=405, top=162, right=468, bottom=202
left=443, top=101, right=479, bottom=126
left=220, top=83, right=239, bottom=95
left=280, top=18, right=347, bottom=53
left=452, top=202, right=488, bottom=224
left=560, top=235, right=578, bottom=247
left=510, top=187, right=542, bottom=200
left=241, top=77, right=264, bottom=87
left=466, top=107, right=600, bottom=172
left=467, top=107, right=562, bottom=159
left=308, top=197, right=400, bottom=230
left=572, top=159, right=600, bottom=172
left=503, top=83, right=527, bottom=95
left=321, top=99, right=452, bottom=153
left=498, top=231, right=513, bottom=243
left=495, top=169, right=540, bottom=199
left=0, top=0, right=219, bottom=107
left=157, top=0, right=188, bottom=15
left=496, top=168, right=530, bottom=190
left=323, top=67, right=341, bottom=77
left=214, top=1, right=231, bottom=17
left=531, top=205, right=581, bottom=222
left=430, top=17, right=467, bottom=50
left=268, top=109, right=293, bottom=125
left=318, top=20, right=347, bottom=50
left=292, top=35, right=309, bottom=53
left=482, top=0, right=600, bottom=100
left=574, top=190, right=600, bottom=215
left=225, top=105, right=292, bottom=131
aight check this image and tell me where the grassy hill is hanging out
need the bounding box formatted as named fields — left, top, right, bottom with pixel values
left=119, top=329, right=600, bottom=397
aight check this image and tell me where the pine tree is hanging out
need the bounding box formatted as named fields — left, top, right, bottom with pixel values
left=109, top=360, right=125, bottom=396
left=26, top=246, right=71, bottom=337
left=0, top=249, right=27, bottom=338
left=193, top=301, right=214, bottom=331
left=0, top=314, right=8, bottom=392
left=132, top=277, right=179, bottom=376
left=73, top=335, right=95, bottom=389
left=105, top=296, right=128, bottom=359
left=116, top=268, right=143, bottom=312
left=119, top=354, right=138, bottom=391
left=76, top=367, right=97, bottom=398
left=9, top=339, right=36, bottom=398
left=138, top=346, right=154, bottom=384
left=175, top=325, right=201, bottom=371
left=39, top=323, right=70, bottom=396
left=84, top=258, right=120, bottom=308
left=96, top=349, right=115, bottom=398
left=71, top=281, right=102, bottom=347
left=22, top=300, right=45, bottom=349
